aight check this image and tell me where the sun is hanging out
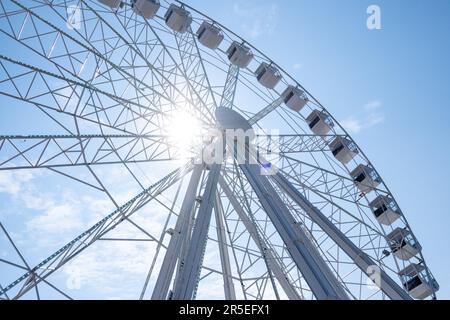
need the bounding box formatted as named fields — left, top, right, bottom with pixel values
left=166, top=110, right=203, bottom=159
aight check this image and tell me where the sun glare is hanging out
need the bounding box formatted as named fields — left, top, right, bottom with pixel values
left=167, top=110, right=203, bottom=158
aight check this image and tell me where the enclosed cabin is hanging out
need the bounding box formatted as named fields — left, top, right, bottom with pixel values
left=165, top=4, right=192, bottom=33
left=350, top=164, right=381, bottom=194
left=329, top=137, right=358, bottom=165
left=255, top=63, right=282, bottom=89
left=98, top=0, right=122, bottom=8
left=306, top=110, right=334, bottom=135
left=282, top=86, right=308, bottom=112
left=386, top=228, right=422, bottom=260
left=399, top=264, right=439, bottom=299
left=369, top=195, right=401, bottom=225
left=227, top=41, right=253, bottom=68
left=132, top=0, right=160, bottom=19
left=196, top=21, right=224, bottom=50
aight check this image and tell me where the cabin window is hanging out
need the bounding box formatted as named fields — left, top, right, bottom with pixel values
left=354, top=173, right=366, bottom=183
left=197, top=27, right=206, bottom=39
left=373, top=204, right=387, bottom=217
left=332, top=144, right=344, bottom=156
left=284, top=91, right=294, bottom=104
left=165, top=10, right=173, bottom=23
left=257, top=70, right=265, bottom=81
left=405, top=276, right=422, bottom=291
left=228, top=47, right=237, bottom=60
left=309, top=116, right=320, bottom=129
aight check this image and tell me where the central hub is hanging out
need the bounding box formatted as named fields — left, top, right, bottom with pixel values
left=214, top=106, right=256, bottom=166
left=215, top=107, right=254, bottom=139
left=214, top=107, right=276, bottom=176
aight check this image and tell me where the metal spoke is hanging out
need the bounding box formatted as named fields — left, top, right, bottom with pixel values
left=0, top=134, right=174, bottom=171
left=248, top=97, right=283, bottom=126
left=220, top=64, right=239, bottom=109
left=0, top=54, right=162, bottom=134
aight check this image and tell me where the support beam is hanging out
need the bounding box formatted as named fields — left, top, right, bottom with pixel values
left=171, top=164, right=222, bottom=300
left=272, top=173, right=412, bottom=300
left=239, top=163, right=349, bottom=300
left=214, top=193, right=236, bottom=300
left=219, top=177, right=301, bottom=300
left=151, top=165, right=204, bottom=300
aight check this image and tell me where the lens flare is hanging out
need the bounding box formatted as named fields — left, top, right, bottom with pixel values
left=167, top=110, right=203, bottom=159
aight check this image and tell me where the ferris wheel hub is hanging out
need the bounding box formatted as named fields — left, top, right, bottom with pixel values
left=215, top=106, right=254, bottom=133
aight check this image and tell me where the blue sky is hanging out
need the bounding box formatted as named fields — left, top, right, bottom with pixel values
left=0, top=0, right=449, bottom=299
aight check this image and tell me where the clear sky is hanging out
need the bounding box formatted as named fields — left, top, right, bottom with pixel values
left=0, top=0, right=449, bottom=299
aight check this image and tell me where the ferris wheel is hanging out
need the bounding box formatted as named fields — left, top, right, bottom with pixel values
left=0, top=0, right=439, bottom=300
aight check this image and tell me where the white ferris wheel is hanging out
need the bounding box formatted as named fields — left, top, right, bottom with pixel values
left=0, top=0, right=439, bottom=300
